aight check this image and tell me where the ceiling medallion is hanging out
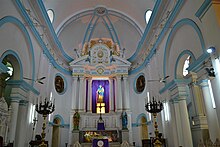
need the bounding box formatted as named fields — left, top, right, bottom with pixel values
left=95, top=7, right=107, bottom=16
left=97, top=68, right=104, bottom=74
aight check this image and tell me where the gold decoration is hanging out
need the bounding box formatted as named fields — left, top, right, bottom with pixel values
left=97, top=68, right=104, bottom=74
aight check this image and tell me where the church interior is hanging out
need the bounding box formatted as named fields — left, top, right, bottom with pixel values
left=1, top=0, right=220, bottom=147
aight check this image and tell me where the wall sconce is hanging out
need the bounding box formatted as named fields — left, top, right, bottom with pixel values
left=206, top=46, right=216, bottom=54
left=205, top=68, right=215, bottom=78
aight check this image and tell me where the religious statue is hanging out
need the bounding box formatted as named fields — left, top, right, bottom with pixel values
left=96, top=85, right=104, bottom=103
left=73, top=111, right=80, bottom=130
left=121, top=111, right=128, bottom=130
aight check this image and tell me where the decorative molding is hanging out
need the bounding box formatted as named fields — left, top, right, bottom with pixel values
left=6, top=80, right=40, bottom=95
left=0, top=50, right=24, bottom=81
left=129, top=0, right=185, bottom=75
left=174, top=50, right=196, bottom=79
left=15, top=0, right=71, bottom=75
left=195, top=0, right=212, bottom=20
left=163, top=18, right=206, bottom=78
left=36, top=0, right=73, bottom=62
left=0, top=16, right=35, bottom=85
left=159, top=79, right=191, bottom=94
left=128, top=0, right=163, bottom=62
left=187, top=53, right=210, bottom=73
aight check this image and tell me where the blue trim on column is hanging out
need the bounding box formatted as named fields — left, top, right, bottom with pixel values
left=0, top=50, right=24, bottom=81
left=174, top=50, right=196, bottom=79
left=36, top=0, right=73, bottom=62
left=55, top=73, right=67, bottom=95
left=195, top=0, right=212, bottom=19
left=159, top=79, right=191, bottom=94
left=187, top=53, right=210, bottom=73
left=15, top=0, right=71, bottom=75
left=129, top=0, right=184, bottom=75
left=128, top=0, right=162, bottom=62
left=6, top=80, right=40, bottom=95
left=163, top=18, right=206, bottom=78
left=0, top=16, right=35, bottom=85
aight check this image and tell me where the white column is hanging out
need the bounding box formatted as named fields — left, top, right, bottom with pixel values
left=68, top=112, right=74, bottom=146
left=109, top=78, right=114, bottom=112
left=71, top=77, right=78, bottom=110
left=200, top=80, right=220, bottom=142
left=122, top=76, right=130, bottom=110
left=78, top=76, right=85, bottom=112
left=116, top=76, right=122, bottom=112
left=170, top=84, right=193, bottom=147
left=87, top=78, right=92, bottom=112
left=179, top=99, right=193, bottom=147
left=173, top=101, right=183, bottom=146
left=8, top=99, right=19, bottom=143
left=16, top=101, right=28, bottom=147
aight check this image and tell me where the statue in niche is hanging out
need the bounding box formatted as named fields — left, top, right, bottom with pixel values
left=96, top=85, right=104, bottom=103
left=121, top=111, right=128, bottom=130
left=73, top=111, right=80, bottom=130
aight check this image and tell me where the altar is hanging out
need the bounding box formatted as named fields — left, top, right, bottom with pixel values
left=70, top=39, right=132, bottom=147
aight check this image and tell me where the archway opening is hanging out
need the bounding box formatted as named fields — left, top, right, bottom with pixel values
left=52, top=118, right=61, bottom=147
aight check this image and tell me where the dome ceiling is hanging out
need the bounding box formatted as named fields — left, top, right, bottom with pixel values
left=42, top=0, right=156, bottom=60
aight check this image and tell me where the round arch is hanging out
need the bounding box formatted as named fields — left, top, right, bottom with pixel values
left=163, top=18, right=206, bottom=78
left=0, top=16, right=35, bottom=85
left=0, top=50, right=23, bottom=80
left=174, top=50, right=196, bottom=79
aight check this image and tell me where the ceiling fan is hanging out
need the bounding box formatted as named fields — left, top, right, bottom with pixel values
left=23, top=76, right=46, bottom=84
left=147, top=76, right=170, bottom=83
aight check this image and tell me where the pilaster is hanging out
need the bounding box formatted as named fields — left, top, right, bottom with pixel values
left=115, top=76, right=122, bottom=112
left=122, top=76, right=130, bottom=110
left=71, top=76, right=78, bottom=110
left=78, top=76, right=86, bottom=112
left=169, top=81, right=193, bottom=147
left=200, top=79, right=220, bottom=142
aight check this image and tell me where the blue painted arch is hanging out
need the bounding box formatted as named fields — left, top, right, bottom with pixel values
left=163, top=18, right=206, bottom=78
left=174, top=50, right=196, bottom=79
left=53, top=114, right=65, bottom=125
left=0, top=50, right=23, bottom=80
left=135, top=113, right=148, bottom=125
left=0, top=16, right=35, bottom=86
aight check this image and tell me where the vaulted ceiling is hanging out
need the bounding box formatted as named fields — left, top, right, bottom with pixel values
left=29, top=0, right=174, bottom=74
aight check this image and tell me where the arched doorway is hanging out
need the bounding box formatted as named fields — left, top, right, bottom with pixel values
left=141, top=116, right=148, bottom=139
left=52, top=118, right=61, bottom=147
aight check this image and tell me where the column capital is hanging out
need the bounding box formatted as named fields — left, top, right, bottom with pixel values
left=199, top=79, right=209, bottom=87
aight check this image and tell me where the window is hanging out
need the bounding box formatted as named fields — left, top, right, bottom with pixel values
left=145, top=10, right=152, bottom=24
left=183, top=56, right=191, bottom=76
left=47, top=9, right=54, bottom=23
left=5, top=61, right=13, bottom=81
